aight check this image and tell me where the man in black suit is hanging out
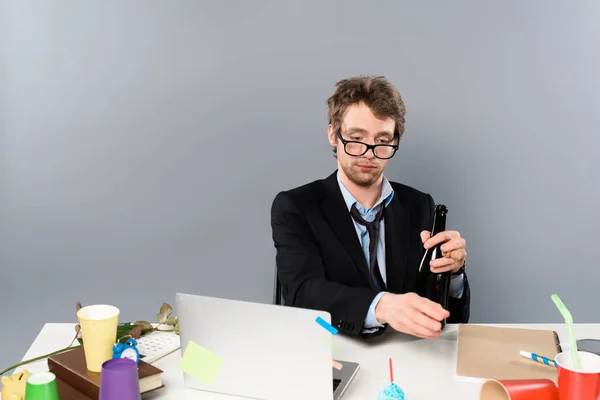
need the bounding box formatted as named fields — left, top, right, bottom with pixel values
left=271, top=76, right=469, bottom=339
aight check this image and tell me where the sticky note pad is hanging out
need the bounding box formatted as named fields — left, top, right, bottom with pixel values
left=315, top=316, right=338, bottom=335
left=179, top=340, right=223, bottom=386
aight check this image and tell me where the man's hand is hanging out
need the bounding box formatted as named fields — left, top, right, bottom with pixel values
left=421, top=230, right=466, bottom=274
left=375, top=292, right=450, bottom=338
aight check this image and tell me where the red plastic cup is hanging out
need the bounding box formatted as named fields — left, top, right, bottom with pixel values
left=480, top=379, right=558, bottom=400
left=555, top=350, right=600, bottom=400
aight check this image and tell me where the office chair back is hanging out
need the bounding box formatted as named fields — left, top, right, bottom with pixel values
left=273, top=266, right=285, bottom=306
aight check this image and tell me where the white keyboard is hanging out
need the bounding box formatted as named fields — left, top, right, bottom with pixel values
left=136, top=330, right=181, bottom=364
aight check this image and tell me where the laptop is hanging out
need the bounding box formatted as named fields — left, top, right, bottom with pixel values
left=176, top=293, right=359, bottom=400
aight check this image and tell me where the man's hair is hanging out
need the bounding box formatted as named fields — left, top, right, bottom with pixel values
left=327, top=75, right=406, bottom=156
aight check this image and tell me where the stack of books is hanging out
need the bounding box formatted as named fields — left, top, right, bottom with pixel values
left=47, top=346, right=164, bottom=399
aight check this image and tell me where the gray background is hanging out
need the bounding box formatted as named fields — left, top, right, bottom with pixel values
left=1, top=0, right=599, bottom=369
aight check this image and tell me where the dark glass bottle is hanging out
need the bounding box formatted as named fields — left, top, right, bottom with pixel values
left=416, top=204, right=452, bottom=328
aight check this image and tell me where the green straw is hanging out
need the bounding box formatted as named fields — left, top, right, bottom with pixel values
left=551, top=294, right=581, bottom=370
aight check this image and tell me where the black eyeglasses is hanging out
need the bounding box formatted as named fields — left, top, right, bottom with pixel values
left=336, top=131, right=398, bottom=159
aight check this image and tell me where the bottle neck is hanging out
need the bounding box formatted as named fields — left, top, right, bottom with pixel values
left=431, top=212, right=447, bottom=237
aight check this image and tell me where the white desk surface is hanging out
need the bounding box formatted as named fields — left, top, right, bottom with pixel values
left=5, top=323, right=600, bottom=399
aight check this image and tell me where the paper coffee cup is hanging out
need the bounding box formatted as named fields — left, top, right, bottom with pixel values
left=76, top=304, right=120, bottom=372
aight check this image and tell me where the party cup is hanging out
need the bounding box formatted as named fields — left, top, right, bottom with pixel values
left=76, top=304, right=120, bottom=372
left=98, top=358, right=141, bottom=400
left=24, top=372, right=60, bottom=400
left=555, top=350, right=600, bottom=400
left=480, top=379, right=558, bottom=400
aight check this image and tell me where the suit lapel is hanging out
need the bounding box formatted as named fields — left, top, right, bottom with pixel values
left=320, top=172, right=371, bottom=282
left=384, top=193, right=411, bottom=293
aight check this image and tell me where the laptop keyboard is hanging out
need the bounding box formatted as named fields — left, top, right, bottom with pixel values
left=333, top=379, right=341, bottom=392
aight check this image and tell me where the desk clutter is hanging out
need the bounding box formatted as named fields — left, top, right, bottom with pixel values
left=473, top=294, right=600, bottom=400
left=0, top=302, right=172, bottom=399
left=48, top=346, right=163, bottom=399
left=2, top=369, right=94, bottom=400
left=0, top=348, right=164, bottom=400
left=1, top=353, right=163, bottom=400
left=6, top=294, right=600, bottom=399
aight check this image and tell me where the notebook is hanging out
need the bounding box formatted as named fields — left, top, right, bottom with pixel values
left=55, top=377, right=93, bottom=400
left=455, top=324, right=562, bottom=383
left=47, top=346, right=164, bottom=399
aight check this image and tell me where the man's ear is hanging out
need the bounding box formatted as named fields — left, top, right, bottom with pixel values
left=327, top=125, right=337, bottom=146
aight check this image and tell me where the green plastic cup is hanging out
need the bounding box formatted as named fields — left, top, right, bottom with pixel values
left=25, top=372, right=60, bottom=400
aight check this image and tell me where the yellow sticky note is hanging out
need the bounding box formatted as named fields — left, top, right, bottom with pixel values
left=179, top=340, right=223, bottom=386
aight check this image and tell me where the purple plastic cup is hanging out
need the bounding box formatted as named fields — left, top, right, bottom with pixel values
left=98, top=358, right=141, bottom=400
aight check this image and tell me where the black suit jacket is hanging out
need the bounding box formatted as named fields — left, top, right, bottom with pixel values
left=270, top=171, right=470, bottom=338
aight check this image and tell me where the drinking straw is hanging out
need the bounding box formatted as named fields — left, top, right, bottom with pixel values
left=551, top=293, right=580, bottom=370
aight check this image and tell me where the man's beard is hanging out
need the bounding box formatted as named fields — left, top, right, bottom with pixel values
left=340, top=161, right=383, bottom=188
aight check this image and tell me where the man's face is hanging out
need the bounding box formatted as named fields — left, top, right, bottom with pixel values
left=328, top=102, right=396, bottom=188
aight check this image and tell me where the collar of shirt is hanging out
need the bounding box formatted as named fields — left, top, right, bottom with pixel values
left=336, top=170, right=395, bottom=221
